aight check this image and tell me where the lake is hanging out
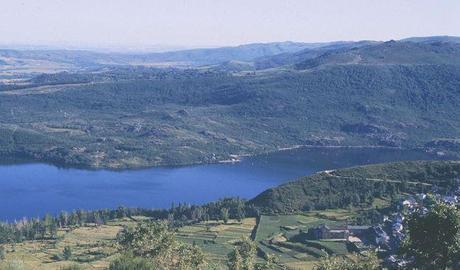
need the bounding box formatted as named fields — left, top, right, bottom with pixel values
left=0, top=147, right=451, bottom=221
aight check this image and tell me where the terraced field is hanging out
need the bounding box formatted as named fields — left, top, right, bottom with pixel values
left=1, top=212, right=361, bottom=270
left=0, top=218, right=256, bottom=270
left=176, top=218, right=256, bottom=267
left=254, top=211, right=358, bottom=269
left=0, top=224, right=121, bottom=270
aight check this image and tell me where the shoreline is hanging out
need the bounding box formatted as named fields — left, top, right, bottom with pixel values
left=0, top=144, right=449, bottom=171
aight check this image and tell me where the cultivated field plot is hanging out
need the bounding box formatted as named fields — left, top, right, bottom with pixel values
left=255, top=211, right=356, bottom=270
left=0, top=218, right=255, bottom=270
left=1, top=213, right=358, bottom=270
left=0, top=224, right=122, bottom=270
left=176, top=218, right=257, bottom=267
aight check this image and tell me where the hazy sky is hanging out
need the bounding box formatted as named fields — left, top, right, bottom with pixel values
left=1, top=0, right=459, bottom=49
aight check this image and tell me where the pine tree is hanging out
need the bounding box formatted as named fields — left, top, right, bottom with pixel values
left=220, top=208, right=229, bottom=224
left=63, top=246, right=72, bottom=260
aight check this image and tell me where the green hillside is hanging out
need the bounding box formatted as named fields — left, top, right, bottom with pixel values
left=1, top=40, right=460, bottom=168
left=295, top=41, right=460, bottom=69
left=250, top=160, right=460, bottom=214
left=253, top=40, right=376, bottom=70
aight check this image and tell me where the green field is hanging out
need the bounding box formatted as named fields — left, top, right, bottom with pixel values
left=176, top=218, right=256, bottom=268
left=0, top=223, right=121, bottom=270
left=0, top=212, right=360, bottom=270
left=0, top=218, right=257, bottom=270
left=253, top=212, right=356, bottom=269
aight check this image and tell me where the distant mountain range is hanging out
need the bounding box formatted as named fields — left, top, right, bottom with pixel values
left=0, top=41, right=313, bottom=72
left=401, top=35, right=460, bottom=44
left=1, top=36, right=459, bottom=73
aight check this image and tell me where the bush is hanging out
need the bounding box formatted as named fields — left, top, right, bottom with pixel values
left=108, top=253, right=155, bottom=270
left=117, top=221, right=206, bottom=269
left=63, top=246, right=72, bottom=260
left=314, top=252, right=379, bottom=270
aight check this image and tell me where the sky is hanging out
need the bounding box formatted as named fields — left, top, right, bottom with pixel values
left=0, top=0, right=459, bottom=50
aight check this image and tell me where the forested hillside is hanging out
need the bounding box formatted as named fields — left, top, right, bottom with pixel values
left=250, top=160, right=460, bottom=213
left=0, top=40, right=459, bottom=168
left=296, top=41, right=460, bottom=69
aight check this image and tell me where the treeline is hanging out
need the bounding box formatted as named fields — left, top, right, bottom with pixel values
left=0, top=197, right=258, bottom=244
left=0, top=67, right=230, bottom=92
left=166, top=197, right=259, bottom=226
left=28, top=67, right=230, bottom=87
left=0, top=209, right=126, bottom=244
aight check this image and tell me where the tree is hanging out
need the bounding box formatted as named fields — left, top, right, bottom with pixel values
left=402, top=202, right=460, bottom=269
left=42, top=214, right=57, bottom=238
left=228, top=248, right=244, bottom=270
left=63, top=246, right=72, bottom=260
left=221, top=208, right=229, bottom=224
left=116, top=221, right=206, bottom=270
left=235, top=206, right=245, bottom=222
left=94, top=212, right=104, bottom=227
left=0, top=245, right=5, bottom=261
left=228, top=237, right=257, bottom=270
left=117, top=221, right=176, bottom=261
left=176, top=243, right=207, bottom=270
left=314, top=252, right=379, bottom=270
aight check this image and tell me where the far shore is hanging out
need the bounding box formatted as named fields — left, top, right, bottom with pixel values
left=0, top=144, right=450, bottom=171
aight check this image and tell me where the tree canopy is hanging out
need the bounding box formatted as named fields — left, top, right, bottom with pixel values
left=402, top=202, right=460, bottom=269
left=116, top=221, right=206, bottom=270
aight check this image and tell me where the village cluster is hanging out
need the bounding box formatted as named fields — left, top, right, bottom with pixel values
left=303, top=181, right=460, bottom=269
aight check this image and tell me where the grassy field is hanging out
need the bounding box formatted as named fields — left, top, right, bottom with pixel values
left=176, top=218, right=256, bottom=268
left=0, top=212, right=360, bottom=270
left=0, top=224, right=121, bottom=270
left=0, top=218, right=256, bottom=270
left=254, top=210, right=362, bottom=269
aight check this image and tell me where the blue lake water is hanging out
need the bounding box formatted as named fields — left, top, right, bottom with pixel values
left=0, top=147, right=451, bottom=221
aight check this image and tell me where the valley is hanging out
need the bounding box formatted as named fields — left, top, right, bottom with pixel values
left=2, top=0, right=460, bottom=268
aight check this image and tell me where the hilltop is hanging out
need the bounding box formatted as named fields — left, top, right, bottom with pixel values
left=295, top=41, right=460, bottom=69
left=401, top=35, right=460, bottom=44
